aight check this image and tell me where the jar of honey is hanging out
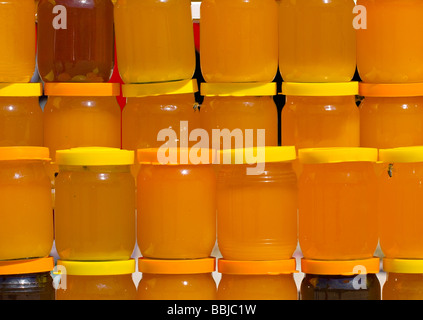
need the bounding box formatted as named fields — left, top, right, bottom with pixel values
left=55, top=260, right=137, bottom=300
left=114, top=0, right=195, bottom=84
left=0, top=147, right=52, bottom=261
left=217, top=147, right=298, bottom=261
left=137, top=258, right=216, bottom=300
left=200, top=83, right=279, bottom=150
left=217, top=259, right=298, bottom=300
left=54, top=147, right=136, bottom=261
left=137, top=148, right=216, bottom=259
left=0, top=83, right=43, bottom=146
left=298, top=148, right=379, bottom=260
left=279, top=0, right=356, bottom=83
left=37, top=0, right=114, bottom=82
left=200, top=0, right=278, bottom=83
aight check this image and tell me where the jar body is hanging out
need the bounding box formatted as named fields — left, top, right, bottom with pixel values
left=299, top=162, right=378, bottom=260
left=37, top=0, right=114, bottom=82
left=0, top=272, right=55, bottom=300
left=55, top=165, right=136, bottom=260
left=0, top=97, right=43, bottom=146
left=137, top=273, right=216, bottom=300
left=357, top=0, right=423, bottom=83
left=383, top=273, right=423, bottom=300
left=137, top=164, right=216, bottom=259
left=360, top=97, right=423, bottom=148
left=56, top=274, right=136, bottom=300
left=279, top=0, right=356, bottom=82
left=200, top=0, right=278, bottom=83
left=282, top=96, right=359, bottom=149
left=217, top=163, right=298, bottom=261
left=200, top=96, right=279, bottom=150
left=300, top=274, right=381, bottom=300
left=217, top=274, right=298, bottom=300
left=0, top=161, right=53, bottom=260
left=114, top=0, right=195, bottom=83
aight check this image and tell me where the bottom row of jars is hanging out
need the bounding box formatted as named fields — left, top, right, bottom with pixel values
left=2, top=256, right=423, bottom=300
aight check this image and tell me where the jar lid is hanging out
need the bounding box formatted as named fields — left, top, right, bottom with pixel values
left=122, top=79, right=198, bottom=97
left=379, top=146, right=423, bottom=164
left=138, top=258, right=216, bottom=274
left=0, top=83, right=43, bottom=97
left=0, top=146, right=50, bottom=162
left=219, top=146, right=296, bottom=165
left=56, top=147, right=134, bottom=166
left=282, top=82, right=359, bottom=96
left=201, top=82, right=277, bottom=97
left=218, top=259, right=297, bottom=275
left=137, top=148, right=215, bottom=165
left=383, top=258, right=423, bottom=274
left=44, top=83, right=121, bottom=97
left=298, top=147, right=378, bottom=165
left=56, top=259, right=136, bottom=276
left=359, top=83, right=423, bottom=97
left=0, top=257, right=54, bottom=275
left=301, top=258, right=380, bottom=276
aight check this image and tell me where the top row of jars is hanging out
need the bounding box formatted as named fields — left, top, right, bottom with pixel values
left=2, top=0, right=422, bottom=84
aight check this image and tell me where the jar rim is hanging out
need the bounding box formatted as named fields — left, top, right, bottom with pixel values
left=299, top=147, right=378, bottom=165
left=282, top=82, right=359, bottom=97
left=359, top=82, right=423, bottom=98
left=218, top=259, right=297, bottom=275
left=56, top=260, right=136, bottom=276
left=379, top=146, right=423, bottom=164
left=0, top=146, right=50, bottom=162
left=0, top=257, right=54, bottom=275
left=123, top=79, right=198, bottom=98
left=301, top=258, right=380, bottom=276
left=44, top=83, right=121, bottom=97
left=201, top=82, right=277, bottom=97
left=0, top=83, right=42, bottom=97
left=139, top=257, right=216, bottom=274
left=55, top=147, right=134, bottom=166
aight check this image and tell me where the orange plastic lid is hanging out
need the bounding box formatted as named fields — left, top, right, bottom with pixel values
left=218, top=259, right=297, bottom=275
left=301, top=258, right=380, bottom=276
left=138, top=258, right=216, bottom=275
left=44, top=83, right=121, bottom=97
left=0, top=146, right=50, bottom=162
left=0, top=257, right=54, bottom=275
left=137, top=148, right=216, bottom=165
left=359, top=83, right=423, bottom=97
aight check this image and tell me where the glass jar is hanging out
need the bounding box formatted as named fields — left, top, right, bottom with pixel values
left=359, top=83, right=423, bottom=149
left=37, top=0, right=114, bottom=82
left=200, top=0, right=278, bottom=83
left=54, top=147, right=136, bottom=261
left=298, top=148, right=379, bottom=260
left=0, top=257, right=55, bottom=300
left=0, top=83, right=43, bottom=146
left=137, top=148, right=216, bottom=259
left=137, top=258, right=216, bottom=300
left=0, top=147, right=52, bottom=261
left=300, top=258, right=381, bottom=300
left=55, top=260, right=136, bottom=300
left=282, top=82, right=360, bottom=150
left=217, top=147, right=298, bottom=261
left=383, top=259, right=423, bottom=300
left=200, top=83, right=279, bottom=150
left=378, top=147, right=423, bottom=259
left=357, top=0, right=423, bottom=83
left=114, top=0, right=195, bottom=84
left=217, top=259, right=298, bottom=300
left=0, top=0, right=36, bottom=83
left=279, top=0, right=356, bottom=82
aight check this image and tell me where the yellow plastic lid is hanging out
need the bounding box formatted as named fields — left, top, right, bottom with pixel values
left=44, top=83, right=121, bottom=97
left=0, top=83, right=43, bottom=97
left=0, top=257, right=54, bottom=275
left=0, top=146, right=50, bottom=162
left=122, top=79, right=198, bottom=97
left=137, top=148, right=215, bottom=165
left=201, top=82, right=277, bottom=97
left=301, top=258, right=380, bottom=276
left=218, top=259, right=297, bottom=276
left=139, top=258, right=216, bottom=274
left=379, top=146, right=423, bottom=164
left=282, top=82, right=359, bottom=97
left=56, top=259, right=136, bottom=276
left=219, top=146, right=296, bottom=165
left=359, top=83, right=423, bottom=97
left=56, top=147, right=134, bottom=166
left=299, top=147, right=378, bottom=165
left=383, top=258, right=423, bottom=274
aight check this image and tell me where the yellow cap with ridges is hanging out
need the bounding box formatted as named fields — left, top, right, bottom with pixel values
left=282, top=82, right=359, bottom=96
left=379, top=146, right=423, bottom=163
left=299, top=147, right=378, bottom=164
left=56, top=259, right=136, bottom=276
left=201, top=82, right=277, bottom=97
left=219, top=146, right=296, bottom=165
left=56, top=147, right=134, bottom=166
left=0, top=83, right=43, bottom=97
left=123, top=79, right=198, bottom=97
